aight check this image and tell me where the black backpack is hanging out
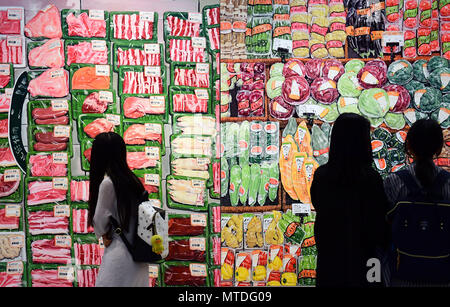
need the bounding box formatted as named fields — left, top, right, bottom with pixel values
left=387, top=169, right=450, bottom=283
left=110, top=191, right=164, bottom=263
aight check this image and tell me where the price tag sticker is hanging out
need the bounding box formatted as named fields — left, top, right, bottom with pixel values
left=144, top=66, right=161, bottom=77
left=382, top=31, right=404, bottom=47
left=95, top=65, right=110, bottom=77
left=5, top=205, right=20, bottom=217
left=89, top=10, right=104, bottom=20
left=140, top=11, right=154, bottom=21
left=191, top=37, right=206, bottom=49
left=54, top=205, right=70, bottom=217
left=52, top=152, right=68, bottom=164
left=292, top=203, right=311, bottom=215
left=7, top=9, right=22, bottom=20
left=191, top=214, right=207, bottom=227
left=189, top=237, right=206, bottom=251
left=148, top=265, right=159, bottom=278
left=51, top=99, right=69, bottom=111
left=195, top=89, right=209, bottom=100
left=196, top=63, right=209, bottom=74
left=0, top=64, right=10, bottom=76
left=3, top=169, right=20, bottom=182
left=144, top=44, right=160, bottom=54
left=106, top=114, right=121, bottom=126
left=196, top=158, right=209, bottom=166
left=50, top=69, right=65, bottom=79
left=144, top=174, right=160, bottom=186
left=55, top=235, right=71, bottom=247
left=57, top=266, right=74, bottom=281
left=8, top=234, right=24, bottom=248
left=272, top=38, right=293, bottom=53
left=98, top=91, right=113, bottom=102
left=192, top=179, right=205, bottom=189
left=144, top=123, right=162, bottom=134
left=5, top=88, right=13, bottom=98
left=52, top=177, right=68, bottom=190
left=145, top=146, right=159, bottom=159
left=189, top=263, right=207, bottom=277
left=91, top=40, right=106, bottom=51
left=6, top=261, right=23, bottom=275
left=53, top=125, right=70, bottom=138
left=188, top=12, right=202, bottom=23
left=149, top=96, right=165, bottom=107
left=7, top=36, right=21, bottom=47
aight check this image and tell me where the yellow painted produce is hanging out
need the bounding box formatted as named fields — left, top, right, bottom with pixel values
left=253, top=265, right=266, bottom=281
left=221, top=215, right=243, bottom=249
left=246, top=216, right=263, bottom=248
left=264, top=211, right=284, bottom=245
left=221, top=263, right=233, bottom=280
left=268, top=255, right=283, bottom=271
left=281, top=272, right=298, bottom=286
left=304, top=156, right=320, bottom=208
left=235, top=266, right=250, bottom=282
left=279, top=134, right=299, bottom=200
left=294, top=121, right=313, bottom=157
left=291, top=152, right=310, bottom=203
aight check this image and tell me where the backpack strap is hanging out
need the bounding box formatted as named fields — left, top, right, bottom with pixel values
left=110, top=217, right=133, bottom=252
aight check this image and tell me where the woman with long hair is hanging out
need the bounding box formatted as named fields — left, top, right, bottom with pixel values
left=87, top=132, right=148, bottom=287
left=310, top=113, right=389, bottom=287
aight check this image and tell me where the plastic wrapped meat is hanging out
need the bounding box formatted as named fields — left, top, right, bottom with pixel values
left=33, top=131, right=69, bottom=152
left=164, top=264, right=206, bottom=286
left=0, top=10, right=21, bottom=35
left=138, top=176, right=159, bottom=194
left=66, top=12, right=106, bottom=38
left=83, top=118, right=115, bottom=139
left=28, top=69, right=69, bottom=98
left=72, top=209, right=94, bottom=234
left=169, top=39, right=206, bottom=62
left=31, top=107, right=68, bottom=125
left=127, top=151, right=158, bottom=170
left=27, top=210, right=69, bottom=235
left=82, top=92, right=108, bottom=114
left=112, top=13, right=154, bottom=40
left=0, top=118, right=7, bottom=137
left=27, top=181, right=67, bottom=206
left=31, top=238, right=72, bottom=264
left=70, top=180, right=89, bottom=202
left=0, top=146, right=16, bottom=167
left=28, top=38, right=64, bottom=68
left=173, top=94, right=208, bottom=113
left=31, top=269, right=73, bottom=287
left=123, top=124, right=162, bottom=145
left=166, top=15, right=201, bottom=37
left=0, top=38, right=22, bottom=64
left=77, top=268, right=99, bottom=287
left=0, top=92, right=10, bottom=112
left=166, top=238, right=206, bottom=262
left=0, top=271, right=22, bottom=287
left=0, top=172, right=20, bottom=198
left=207, top=27, right=220, bottom=50
left=0, top=208, right=19, bottom=230
left=71, top=66, right=110, bottom=90
left=116, top=47, right=160, bottom=67
left=123, top=96, right=165, bottom=118
left=174, top=68, right=210, bottom=88
left=168, top=215, right=206, bottom=236
left=25, top=5, right=62, bottom=39
left=122, top=71, right=163, bottom=94
left=29, top=154, right=68, bottom=177
left=205, top=7, right=219, bottom=25
left=74, top=242, right=102, bottom=265
left=66, top=41, right=108, bottom=65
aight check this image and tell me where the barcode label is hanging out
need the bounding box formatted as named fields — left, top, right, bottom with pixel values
left=190, top=214, right=207, bottom=227
left=144, top=44, right=159, bottom=54
left=95, top=65, right=110, bottom=77
left=189, top=238, right=206, bottom=251
left=148, top=265, right=159, bottom=278
left=149, top=96, right=165, bottom=106
left=195, top=89, right=209, bottom=100
left=7, top=9, right=22, bottom=20
left=5, top=205, right=20, bottom=217
left=106, top=114, right=120, bottom=126
left=52, top=152, right=68, bottom=164
left=189, top=263, right=207, bottom=277
left=3, top=169, right=20, bottom=182
left=145, top=146, right=159, bottom=159
left=144, top=66, right=161, bottom=77
left=55, top=235, right=71, bottom=247
left=8, top=234, right=24, bottom=248
left=196, top=63, right=209, bottom=74
left=52, top=177, right=68, bottom=190
left=192, top=180, right=205, bottom=189
left=6, top=36, right=21, bottom=47
left=98, top=91, right=113, bottom=102
left=53, top=125, right=70, bottom=138
left=140, top=11, right=154, bottom=21
left=89, top=10, right=104, bottom=20
left=57, top=266, right=74, bottom=281
left=54, top=205, right=70, bottom=217
left=51, top=99, right=69, bottom=111
left=188, top=12, right=202, bottom=23
left=91, top=40, right=106, bottom=51
left=144, top=123, right=161, bottom=134
left=144, top=174, right=159, bottom=186
left=6, top=261, right=23, bottom=275
left=50, top=69, right=65, bottom=79
left=0, top=64, right=10, bottom=76
left=191, top=37, right=206, bottom=49
left=196, top=158, right=209, bottom=166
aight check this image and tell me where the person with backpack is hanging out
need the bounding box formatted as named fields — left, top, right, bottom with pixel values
left=310, top=113, right=389, bottom=287
left=87, top=132, right=149, bottom=287
left=384, top=119, right=450, bottom=287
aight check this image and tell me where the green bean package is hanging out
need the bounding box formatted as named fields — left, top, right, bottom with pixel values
left=61, top=9, right=110, bottom=39
left=311, top=124, right=330, bottom=166
left=109, top=11, right=158, bottom=44
left=250, top=17, right=273, bottom=57
left=113, top=42, right=163, bottom=72
left=249, top=121, right=267, bottom=164
left=264, top=121, right=280, bottom=162
left=238, top=121, right=250, bottom=166
left=72, top=90, right=117, bottom=121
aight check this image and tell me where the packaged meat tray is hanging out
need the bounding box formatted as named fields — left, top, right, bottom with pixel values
left=209, top=204, right=220, bottom=235
left=0, top=232, right=25, bottom=262
left=27, top=99, right=71, bottom=126
left=0, top=88, right=12, bottom=113
left=80, top=138, right=93, bottom=172
left=169, top=86, right=211, bottom=114
left=171, top=62, right=211, bottom=89
left=122, top=120, right=165, bottom=155
left=118, top=65, right=166, bottom=95
left=210, top=159, right=220, bottom=199
left=165, top=236, right=208, bottom=262
left=168, top=213, right=208, bottom=237
left=27, top=234, right=73, bottom=265
left=172, top=113, right=216, bottom=137
left=0, top=140, right=16, bottom=168
left=27, top=69, right=69, bottom=99
left=25, top=177, right=70, bottom=207
left=171, top=133, right=214, bottom=158
left=72, top=204, right=94, bottom=234
left=162, top=261, right=209, bottom=287
left=170, top=154, right=213, bottom=187
left=26, top=152, right=70, bottom=178
left=209, top=233, right=220, bottom=266
left=61, top=9, right=109, bottom=39
left=0, top=7, right=24, bottom=36
left=26, top=204, right=71, bottom=236
left=121, top=94, right=168, bottom=124
left=133, top=169, right=162, bottom=204
left=0, top=114, right=6, bottom=140
left=71, top=89, right=117, bottom=121
left=72, top=234, right=103, bottom=266
left=70, top=177, right=90, bottom=203
left=27, top=125, right=72, bottom=156
left=205, top=26, right=220, bottom=53
left=0, top=167, right=23, bottom=203
left=0, top=261, right=26, bottom=287
left=126, top=145, right=161, bottom=172
left=109, top=11, right=158, bottom=44
left=113, top=42, right=163, bottom=72
left=0, top=35, right=25, bottom=67
left=209, top=266, right=220, bottom=287
left=0, top=63, right=13, bottom=89
left=28, top=264, right=75, bottom=287
left=24, top=4, right=62, bottom=40
left=77, top=113, right=122, bottom=143
left=64, top=39, right=111, bottom=67
left=202, top=4, right=219, bottom=27
left=220, top=247, right=235, bottom=285
left=76, top=265, right=100, bottom=287
left=69, top=64, right=112, bottom=91
left=27, top=39, right=64, bottom=70
left=166, top=175, right=209, bottom=212
left=0, top=204, right=22, bottom=231
left=166, top=36, right=209, bottom=64
left=163, top=12, right=204, bottom=40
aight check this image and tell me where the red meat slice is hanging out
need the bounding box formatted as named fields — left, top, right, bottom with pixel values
left=77, top=268, right=99, bottom=288
left=84, top=148, right=92, bottom=162
left=24, top=5, right=62, bottom=39
left=0, top=173, right=20, bottom=198
left=32, top=108, right=67, bottom=120
left=174, top=68, right=210, bottom=88
left=31, top=269, right=73, bottom=287
left=70, top=180, right=89, bottom=202
left=113, top=14, right=153, bottom=40
left=116, top=47, right=160, bottom=67
left=27, top=68, right=69, bottom=98
left=66, top=41, right=108, bottom=65
left=0, top=39, right=22, bottom=65
left=27, top=181, right=67, bottom=206
left=0, top=272, right=22, bottom=287
left=66, top=12, right=106, bottom=38
left=29, top=154, right=67, bottom=177
left=31, top=238, right=72, bottom=264
left=72, top=209, right=94, bottom=234
left=164, top=265, right=206, bottom=286
left=82, top=92, right=108, bottom=114
left=123, top=124, right=162, bottom=145
left=0, top=118, right=7, bottom=137
left=127, top=151, right=157, bottom=170
left=74, top=242, right=102, bottom=265
left=35, top=131, right=68, bottom=144
left=0, top=74, right=10, bottom=88
left=168, top=217, right=205, bottom=236
left=0, top=208, right=19, bottom=230
left=35, top=116, right=69, bottom=125
left=83, top=118, right=115, bottom=139
left=0, top=146, right=15, bottom=167
left=166, top=16, right=201, bottom=37
left=138, top=177, right=159, bottom=194
left=166, top=239, right=206, bottom=262
left=34, top=142, right=67, bottom=152
left=0, top=93, right=10, bottom=112
left=27, top=211, right=69, bottom=235
left=28, top=38, right=64, bottom=68
left=0, top=10, right=21, bottom=35
left=213, top=161, right=220, bottom=194
left=123, top=96, right=165, bottom=118
left=173, top=94, right=208, bottom=113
